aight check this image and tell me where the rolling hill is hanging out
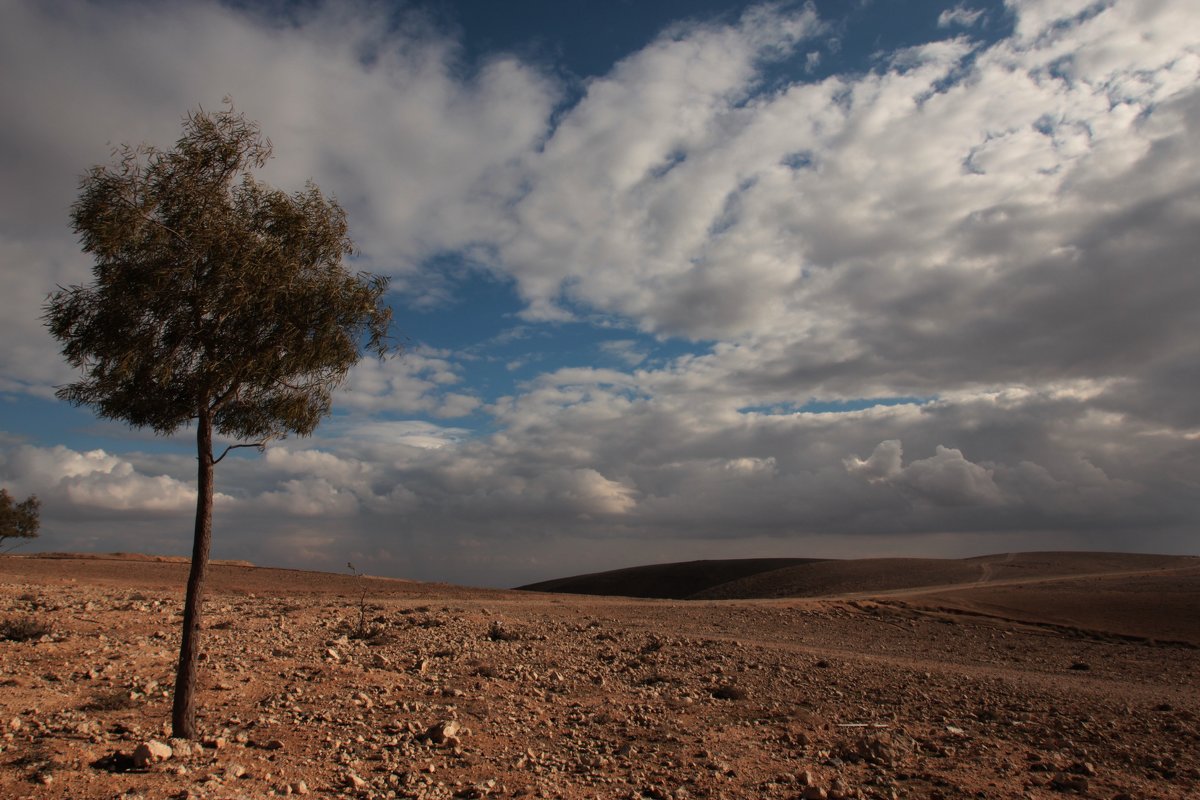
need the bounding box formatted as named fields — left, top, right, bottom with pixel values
left=518, top=551, right=1197, bottom=600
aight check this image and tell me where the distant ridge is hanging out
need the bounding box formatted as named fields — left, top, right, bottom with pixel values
left=518, top=552, right=1197, bottom=600
left=516, top=558, right=827, bottom=599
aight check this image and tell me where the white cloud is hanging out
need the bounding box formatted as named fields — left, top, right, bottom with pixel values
left=0, top=444, right=204, bottom=512
left=845, top=439, right=905, bottom=483
left=1, top=1, right=1198, bottom=585
left=337, top=350, right=480, bottom=417
left=848, top=441, right=1005, bottom=507
left=598, top=340, right=649, bottom=366
left=937, top=6, right=985, bottom=29
left=0, top=0, right=557, bottom=396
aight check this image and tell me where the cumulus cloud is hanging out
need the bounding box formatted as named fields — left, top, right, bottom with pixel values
left=597, top=340, right=649, bottom=366
left=338, top=350, right=481, bottom=417
left=846, top=441, right=1005, bottom=506
left=0, top=0, right=557, bottom=394
left=491, top=0, right=1200, bottom=421
left=0, top=444, right=205, bottom=513
left=1, top=0, right=1198, bottom=585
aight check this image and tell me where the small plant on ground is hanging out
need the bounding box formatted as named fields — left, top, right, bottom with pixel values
left=470, top=662, right=500, bottom=679
left=344, top=562, right=388, bottom=642
left=487, top=620, right=521, bottom=641
left=711, top=684, right=747, bottom=700
left=0, top=616, right=52, bottom=642
left=639, top=671, right=676, bottom=687
left=81, top=690, right=138, bottom=712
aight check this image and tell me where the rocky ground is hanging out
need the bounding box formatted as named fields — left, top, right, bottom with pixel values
left=0, top=555, right=1197, bottom=799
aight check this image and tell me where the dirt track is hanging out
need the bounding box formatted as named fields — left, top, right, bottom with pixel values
left=1, top=554, right=1197, bottom=799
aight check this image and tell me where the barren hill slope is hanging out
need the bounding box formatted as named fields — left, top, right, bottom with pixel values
left=521, top=551, right=1197, bottom=600
left=2, top=552, right=1198, bottom=798
left=517, top=557, right=826, bottom=598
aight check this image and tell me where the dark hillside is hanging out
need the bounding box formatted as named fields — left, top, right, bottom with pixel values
left=692, top=557, right=985, bottom=599
left=521, top=552, right=1196, bottom=600
left=516, top=557, right=827, bottom=598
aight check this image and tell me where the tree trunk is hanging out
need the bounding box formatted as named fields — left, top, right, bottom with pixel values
left=172, top=409, right=215, bottom=739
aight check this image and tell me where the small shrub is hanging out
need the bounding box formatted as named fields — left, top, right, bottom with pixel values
left=639, top=671, right=674, bottom=687
left=81, top=690, right=137, bottom=712
left=711, top=684, right=747, bottom=700
left=0, top=616, right=52, bottom=642
left=487, top=621, right=520, bottom=642
left=471, top=663, right=500, bottom=678
left=339, top=618, right=388, bottom=642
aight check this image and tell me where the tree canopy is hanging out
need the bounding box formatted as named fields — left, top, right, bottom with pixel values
left=47, top=104, right=391, bottom=445
left=0, top=489, right=40, bottom=551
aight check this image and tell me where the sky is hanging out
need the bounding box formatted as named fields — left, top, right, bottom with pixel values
left=1, top=0, right=1198, bottom=588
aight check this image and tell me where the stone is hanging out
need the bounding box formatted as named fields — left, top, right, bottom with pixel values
left=426, top=719, right=461, bottom=744
left=132, top=739, right=173, bottom=768
left=168, top=738, right=196, bottom=759
left=802, top=788, right=828, bottom=800
left=346, top=771, right=368, bottom=789
left=1051, top=773, right=1089, bottom=793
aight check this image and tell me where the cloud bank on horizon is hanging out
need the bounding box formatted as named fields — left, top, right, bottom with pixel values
left=1, top=0, right=1197, bottom=587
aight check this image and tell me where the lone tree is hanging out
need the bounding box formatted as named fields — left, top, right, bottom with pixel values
left=45, top=102, right=393, bottom=739
left=0, top=489, right=40, bottom=552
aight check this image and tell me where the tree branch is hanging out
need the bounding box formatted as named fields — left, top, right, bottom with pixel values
left=213, top=440, right=269, bottom=464
left=118, top=184, right=192, bottom=248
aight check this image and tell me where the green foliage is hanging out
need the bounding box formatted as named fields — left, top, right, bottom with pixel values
left=0, top=488, right=40, bottom=549
left=45, top=100, right=393, bottom=443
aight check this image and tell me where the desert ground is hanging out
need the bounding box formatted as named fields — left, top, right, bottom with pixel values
left=1, top=552, right=1197, bottom=800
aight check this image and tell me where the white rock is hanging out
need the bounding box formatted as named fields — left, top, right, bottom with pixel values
left=426, top=720, right=461, bottom=744
left=132, top=739, right=173, bottom=767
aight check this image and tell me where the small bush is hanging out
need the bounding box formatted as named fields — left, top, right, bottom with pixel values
left=487, top=621, right=520, bottom=642
left=0, top=616, right=52, bottom=642
left=81, top=690, right=137, bottom=712
left=711, top=684, right=747, bottom=700
left=340, top=619, right=388, bottom=642
left=639, top=671, right=675, bottom=687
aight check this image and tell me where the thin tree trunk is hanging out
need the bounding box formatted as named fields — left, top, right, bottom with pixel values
left=172, top=408, right=214, bottom=739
